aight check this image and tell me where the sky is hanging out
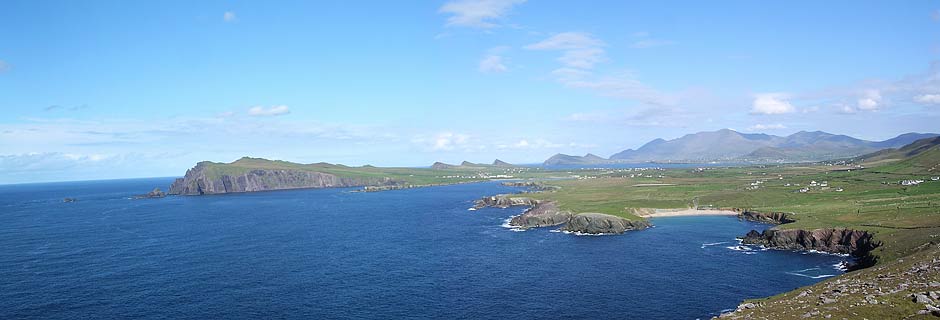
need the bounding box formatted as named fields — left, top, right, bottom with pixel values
left=1, top=0, right=940, bottom=183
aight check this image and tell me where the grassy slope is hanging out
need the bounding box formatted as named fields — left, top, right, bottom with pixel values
left=194, top=157, right=549, bottom=186
left=525, top=160, right=940, bottom=260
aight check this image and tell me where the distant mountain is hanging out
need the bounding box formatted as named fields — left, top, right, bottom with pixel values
left=547, top=129, right=939, bottom=165
left=431, top=160, right=518, bottom=169
left=543, top=153, right=608, bottom=166
left=492, top=159, right=514, bottom=167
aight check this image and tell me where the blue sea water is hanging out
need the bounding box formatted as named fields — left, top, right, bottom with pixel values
left=0, top=178, right=846, bottom=319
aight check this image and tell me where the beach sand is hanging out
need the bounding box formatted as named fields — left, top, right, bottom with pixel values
left=638, top=208, right=738, bottom=218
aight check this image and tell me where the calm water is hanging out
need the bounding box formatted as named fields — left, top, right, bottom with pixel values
left=0, top=178, right=845, bottom=319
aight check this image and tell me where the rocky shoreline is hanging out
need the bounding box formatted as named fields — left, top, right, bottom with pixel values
left=472, top=194, right=650, bottom=234
left=732, top=208, right=880, bottom=269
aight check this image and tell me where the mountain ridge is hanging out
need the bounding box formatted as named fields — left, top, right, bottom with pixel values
left=547, top=130, right=938, bottom=165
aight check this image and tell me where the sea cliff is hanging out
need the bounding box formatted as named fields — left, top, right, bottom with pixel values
left=169, top=161, right=389, bottom=195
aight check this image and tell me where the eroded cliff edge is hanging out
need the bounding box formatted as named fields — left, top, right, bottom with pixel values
left=169, top=161, right=390, bottom=195
left=735, top=209, right=880, bottom=270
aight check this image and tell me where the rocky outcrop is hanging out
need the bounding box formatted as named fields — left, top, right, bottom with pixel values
left=473, top=194, right=539, bottom=209
left=735, top=209, right=795, bottom=224
left=560, top=213, right=652, bottom=234
left=473, top=195, right=649, bottom=234
left=508, top=201, right=574, bottom=228
left=169, top=162, right=388, bottom=195
left=741, top=228, right=880, bottom=268
left=135, top=187, right=167, bottom=199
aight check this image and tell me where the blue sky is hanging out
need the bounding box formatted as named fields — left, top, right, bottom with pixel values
left=1, top=0, right=940, bottom=183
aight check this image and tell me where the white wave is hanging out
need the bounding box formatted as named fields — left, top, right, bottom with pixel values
left=467, top=207, right=476, bottom=211
left=701, top=241, right=730, bottom=249
left=557, top=230, right=615, bottom=236
left=832, top=261, right=849, bottom=271
left=501, top=216, right=526, bottom=232
left=786, top=271, right=836, bottom=279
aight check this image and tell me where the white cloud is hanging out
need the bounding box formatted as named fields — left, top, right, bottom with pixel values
left=479, top=55, right=507, bottom=73
left=525, top=32, right=603, bottom=50
left=439, top=0, right=525, bottom=28
left=914, top=94, right=940, bottom=104
left=750, top=93, right=796, bottom=115
left=557, top=48, right=605, bottom=69
left=410, top=132, right=473, bottom=151
left=747, top=123, right=787, bottom=131
left=248, top=105, right=290, bottom=116
left=223, top=11, right=237, bottom=22
left=631, top=39, right=676, bottom=49
left=495, top=138, right=565, bottom=150
left=629, top=32, right=676, bottom=49
left=856, top=89, right=882, bottom=110
left=556, top=71, right=677, bottom=106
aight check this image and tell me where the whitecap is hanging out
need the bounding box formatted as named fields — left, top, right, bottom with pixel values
left=786, top=271, right=836, bottom=279
left=467, top=207, right=476, bottom=211
left=501, top=216, right=526, bottom=232
left=701, top=241, right=729, bottom=249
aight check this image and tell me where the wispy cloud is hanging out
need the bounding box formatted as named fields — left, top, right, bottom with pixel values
left=630, top=32, right=676, bottom=49
left=439, top=0, right=525, bottom=28
left=525, top=32, right=606, bottom=69
left=932, top=9, right=940, bottom=21
left=527, top=32, right=681, bottom=106
left=914, top=94, right=940, bottom=104
left=856, top=89, right=882, bottom=111
left=0, top=60, right=9, bottom=73
left=478, top=46, right=509, bottom=73
left=44, top=104, right=89, bottom=112
left=248, top=105, right=290, bottom=117
left=750, top=93, right=796, bottom=115
left=525, top=32, right=604, bottom=50
left=747, top=123, right=787, bottom=131
left=223, top=11, right=237, bottom=22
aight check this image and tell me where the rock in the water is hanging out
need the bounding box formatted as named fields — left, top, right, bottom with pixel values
left=135, top=187, right=167, bottom=199
left=559, top=213, right=651, bottom=234
left=63, top=198, right=77, bottom=203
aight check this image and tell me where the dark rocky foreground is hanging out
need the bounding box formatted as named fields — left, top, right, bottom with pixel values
left=473, top=194, right=650, bottom=234
left=168, top=162, right=389, bottom=195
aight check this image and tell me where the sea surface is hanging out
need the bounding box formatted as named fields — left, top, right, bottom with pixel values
left=0, top=178, right=846, bottom=319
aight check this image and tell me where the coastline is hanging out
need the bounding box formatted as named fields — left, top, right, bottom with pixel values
left=638, top=208, right=738, bottom=218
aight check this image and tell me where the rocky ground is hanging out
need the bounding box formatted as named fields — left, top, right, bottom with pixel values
left=716, top=244, right=940, bottom=319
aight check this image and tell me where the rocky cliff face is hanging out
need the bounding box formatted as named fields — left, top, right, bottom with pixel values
left=560, top=213, right=651, bottom=234
left=168, top=162, right=387, bottom=195
left=508, top=201, right=574, bottom=228
left=741, top=228, right=880, bottom=268
left=473, top=194, right=649, bottom=234
left=735, top=209, right=795, bottom=224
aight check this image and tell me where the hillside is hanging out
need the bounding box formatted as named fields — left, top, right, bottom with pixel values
left=545, top=130, right=938, bottom=165
left=169, top=157, right=529, bottom=195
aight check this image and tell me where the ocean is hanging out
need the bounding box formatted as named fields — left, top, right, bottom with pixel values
left=0, top=178, right=845, bottom=319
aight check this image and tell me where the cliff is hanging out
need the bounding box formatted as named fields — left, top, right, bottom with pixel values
left=168, top=161, right=389, bottom=195
left=735, top=209, right=795, bottom=224
left=741, top=228, right=880, bottom=268
left=560, top=213, right=651, bottom=234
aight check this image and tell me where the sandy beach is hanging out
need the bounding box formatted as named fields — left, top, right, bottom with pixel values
left=638, top=208, right=738, bottom=218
